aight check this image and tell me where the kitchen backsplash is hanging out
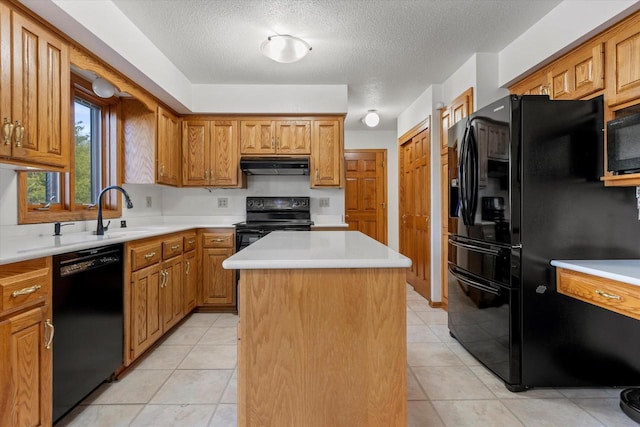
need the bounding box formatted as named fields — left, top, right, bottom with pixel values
left=0, top=170, right=345, bottom=238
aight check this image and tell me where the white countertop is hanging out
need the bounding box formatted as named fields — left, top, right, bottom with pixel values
left=550, top=260, right=640, bottom=287
left=0, top=222, right=236, bottom=265
left=222, top=230, right=411, bottom=270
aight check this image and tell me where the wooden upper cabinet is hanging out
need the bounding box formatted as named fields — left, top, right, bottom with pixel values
left=311, top=119, right=343, bottom=187
left=240, top=120, right=274, bottom=154
left=240, top=119, right=311, bottom=155
left=274, top=120, right=311, bottom=154
left=182, top=120, right=209, bottom=186
left=606, top=13, right=640, bottom=106
left=211, top=120, right=241, bottom=187
left=549, top=42, right=604, bottom=100
left=509, top=69, right=552, bottom=97
left=157, top=106, right=180, bottom=186
left=183, top=120, right=243, bottom=188
left=0, top=5, right=69, bottom=170
left=440, top=108, right=450, bottom=155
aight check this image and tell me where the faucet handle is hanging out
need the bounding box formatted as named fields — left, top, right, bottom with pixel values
left=103, top=220, right=111, bottom=232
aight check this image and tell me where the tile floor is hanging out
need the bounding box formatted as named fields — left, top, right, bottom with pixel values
left=56, top=285, right=636, bottom=427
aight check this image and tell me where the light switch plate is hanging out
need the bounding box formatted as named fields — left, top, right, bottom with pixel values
left=218, top=197, right=229, bottom=208
left=319, top=198, right=330, bottom=208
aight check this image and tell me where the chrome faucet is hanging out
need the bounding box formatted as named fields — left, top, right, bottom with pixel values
left=95, top=186, right=134, bottom=235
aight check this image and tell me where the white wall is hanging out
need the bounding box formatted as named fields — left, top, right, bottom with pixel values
left=344, top=130, right=398, bottom=250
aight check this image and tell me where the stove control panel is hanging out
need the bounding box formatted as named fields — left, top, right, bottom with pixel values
left=246, top=197, right=310, bottom=211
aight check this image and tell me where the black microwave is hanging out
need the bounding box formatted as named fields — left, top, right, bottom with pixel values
left=607, top=113, right=640, bottom=174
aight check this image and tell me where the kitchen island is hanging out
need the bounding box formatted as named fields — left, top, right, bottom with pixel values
left=222, top=231, right=411, bottom=427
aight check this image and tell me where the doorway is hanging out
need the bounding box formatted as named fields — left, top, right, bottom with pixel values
left=344, top=149, right=388, bottom=244
left=399, top=121, right=431, bottom=301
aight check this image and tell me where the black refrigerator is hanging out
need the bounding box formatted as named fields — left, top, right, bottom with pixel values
left=447, top=94, right=640, bottom=391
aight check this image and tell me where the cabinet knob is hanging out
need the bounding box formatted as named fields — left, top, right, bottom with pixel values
left=2, top=118, right=14, bottom=145
left=14, top=121, right=24, bottom=147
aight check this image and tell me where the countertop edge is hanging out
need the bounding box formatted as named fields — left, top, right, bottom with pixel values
left=551, top=260, right=640, bottom=287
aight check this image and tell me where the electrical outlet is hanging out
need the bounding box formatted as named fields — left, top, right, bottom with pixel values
left=319, top=198, right=330, bottom=208
left=217, top=197, right=228, bottom=208
left=145, top=196, right=152, bottom=208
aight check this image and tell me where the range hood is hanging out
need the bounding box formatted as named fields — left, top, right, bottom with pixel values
left=240, top=157, right=309, bottom=175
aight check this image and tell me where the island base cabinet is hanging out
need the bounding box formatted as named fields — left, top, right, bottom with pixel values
left=237, top=267, right=407, bottom=426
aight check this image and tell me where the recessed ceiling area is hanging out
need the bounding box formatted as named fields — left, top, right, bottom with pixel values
left=109, top=0, right=562, bottom=130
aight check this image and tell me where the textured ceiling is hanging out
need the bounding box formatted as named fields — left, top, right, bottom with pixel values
left=110, top=0, right=562, bottom=130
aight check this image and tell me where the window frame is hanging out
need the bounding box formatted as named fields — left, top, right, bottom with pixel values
left=18, top=73, right=121, bottom=224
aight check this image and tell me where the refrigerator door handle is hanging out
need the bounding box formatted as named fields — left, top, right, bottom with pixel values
left=458, top=125, right=469, bottom=224
left=468, top=124, right=479, bottom=225
left=448, top=238, right=501, bottom=256
left=448, top=264, right=500, bottom=296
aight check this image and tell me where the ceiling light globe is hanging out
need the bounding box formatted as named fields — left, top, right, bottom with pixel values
left=364, top=111, right=380, bottom=127
left=92, top=77, right=116, bottom=98
left=261, top=35, right=311, bottom=64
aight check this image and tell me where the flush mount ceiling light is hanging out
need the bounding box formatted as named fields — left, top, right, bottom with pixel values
left=362, top=110, right=380, bottom=127
left=260, top=35, right=312, bottom=63
left=92, top=77, right=116, bottom=98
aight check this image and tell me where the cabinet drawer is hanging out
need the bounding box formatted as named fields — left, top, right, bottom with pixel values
left=163, top=237, right=183, bottom=259
left=202, top=232, right=234, bottom=248
left=556, top=268, right=640, bottom=320
left=130, top=241, right=163, bottom=271
left=1, top=267, right=50, bottom=313
left=183, top=234, right=197, bottom=252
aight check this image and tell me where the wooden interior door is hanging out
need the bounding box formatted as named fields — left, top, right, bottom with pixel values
left=400, top=127, right=430, bottom=299
left=344, top=149, right=387, bottom=244
left=440, top=88, right=473, bottom=308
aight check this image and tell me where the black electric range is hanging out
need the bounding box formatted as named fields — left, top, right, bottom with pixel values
left=234, top=196, right=313, bottom=252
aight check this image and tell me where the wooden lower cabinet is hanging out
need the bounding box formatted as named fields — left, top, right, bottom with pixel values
left=126, top=233, right=193, bottom=365
left=160, top=254, right=183, bottom=333
left=183, top=249, right=197, bottom=313
left=129, top=262, right=163, bottom=362
left=198, top=229, right=236, bottom=310
left=0, top=257, right=52, bottom=427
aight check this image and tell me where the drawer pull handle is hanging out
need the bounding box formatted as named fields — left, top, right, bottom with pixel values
left=595, top=290, right=621, bottom=300
left=11, top=284, right=42, bottom=298
left=212, top=238, right=225, bottom=242
left=171, top=244, right=180, bottom=250
left=144, top=252, right=156, bottom=260
left=44, top=319, right=54, bottom=350
left=188, top=239, right=195, bottom=244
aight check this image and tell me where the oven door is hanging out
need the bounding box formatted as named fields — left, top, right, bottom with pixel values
left=447, top=263, right=521, bottom=387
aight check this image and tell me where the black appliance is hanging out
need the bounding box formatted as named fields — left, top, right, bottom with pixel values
left=234, top=196, right=313, bottom=280
left=447, top=94, right=640, bottom=391
left=52, top=245, right=124, bottom=422
left=607, top=112, right=640, bottom=174
left=240, top=157, right=310, bottom=175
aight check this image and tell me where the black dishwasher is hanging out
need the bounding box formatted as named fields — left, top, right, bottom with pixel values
left=52, top=244, right=124, bottom=423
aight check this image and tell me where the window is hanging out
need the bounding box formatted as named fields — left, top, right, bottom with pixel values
left=18, top=74, right=120, bottom=224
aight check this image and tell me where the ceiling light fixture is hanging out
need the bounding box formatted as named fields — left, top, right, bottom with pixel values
left=260, top=35, right=312, bottom=63
left=92, top=77, right=116, bottom=98
left=363, top=110, right=380, bottom=127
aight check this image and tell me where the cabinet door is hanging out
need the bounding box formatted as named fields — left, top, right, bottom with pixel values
left=311, top=120, right=343, bottom=187
left=161, top=256, right=183, bottom=332
left=130, top=263, right=163, bottom=360
left=202, top=248, right=235, bottom=306
left=275, top=120, right=311, bottom=154
left=0, top=4, right=10, bottom=160
left=183, top=250, right=197, bottom=314
left=211, top=120, right=240, bottom=187
left=549, top=42, right=604, bottom=100
left=182, top=120, right=210, bottom=186
left=509, top=69, right=551, bottom=97
left=606, top=14, right=640, bottom=106
left=11, top=10, right=69, bottom=168
left=0, top=305, right=52, bottom=427
left=157, top=107, right=180, bottom=186
left=240, top=120, right=274, bottom=154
